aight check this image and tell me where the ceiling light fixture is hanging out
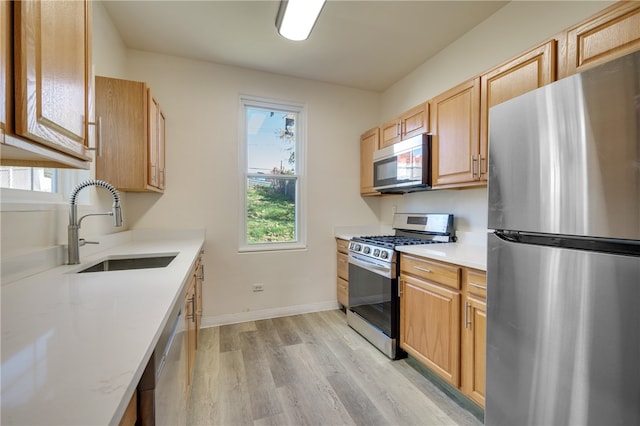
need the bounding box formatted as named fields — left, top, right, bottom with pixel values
left=276, top=0, right=326, bottom=41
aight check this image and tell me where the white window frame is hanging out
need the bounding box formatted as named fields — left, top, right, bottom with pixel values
left=238, top=95, right=307, bottom=252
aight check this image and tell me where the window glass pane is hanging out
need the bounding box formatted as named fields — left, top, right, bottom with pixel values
left=246, top=176, right=297, bottom=244
left=0, top=167, right=57, bottom=192
left=247, top=108, right=297, bottom=175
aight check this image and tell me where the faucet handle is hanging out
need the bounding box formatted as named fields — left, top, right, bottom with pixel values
left=79, top=238, right=100, bottom=247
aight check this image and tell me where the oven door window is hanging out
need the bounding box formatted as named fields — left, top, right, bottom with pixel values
left=348, top=263, right=392, bottom=337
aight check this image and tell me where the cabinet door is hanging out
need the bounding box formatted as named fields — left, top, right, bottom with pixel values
left=400, top=275, right=461, bottom=386
left=13, top=0, right=91, bottom=161
left=462, top=295, right=486, bottom=407
left=564, top=2, right=640, bottom=77
left=480, top=41, right=556, bottom=180
left=95, top=77, right=148, bottom=190
left=360, top=127, right=380, bottom=196
left=337, top=277, right=348, bottom=308
left=401, top=103, right=429, bottom=140
left=379, top=118, right=400, bottom=149
left=430, top=78, right=481, bottom=188
left=185, top=277, right=197, bottom=399
left=0, top=0, right=9, bottom=143
left=195, top=257, right=204, bottom=347
left=148, top=91, right=160, bottom=189
left=158, top=110, right=166, bottom=190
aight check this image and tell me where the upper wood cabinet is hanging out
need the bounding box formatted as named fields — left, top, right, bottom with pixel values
left=429, top=78, right=481, bottom=188
left=0, top=0, right=9, bottom=145
left=359, top=127, right=380, bottom=196
left=480, top=40, right=556, bottom=181
left=1, top=0, right=92, bottom=169
left=561, top=1, right=640, bottom=78
left=379, top=102, right=429, bottom=149
left=95, top=76, right=166, bottom=193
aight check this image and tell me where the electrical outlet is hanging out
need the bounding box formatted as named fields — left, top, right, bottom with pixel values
left=251, top=283, right=264, bottom=292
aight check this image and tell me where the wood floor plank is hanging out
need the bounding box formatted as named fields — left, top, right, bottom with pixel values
left=219, top=321, right=257, bottom=353
left=188, top=310, right=482, bottom=426
left=238, top=330, right=283, bottom=421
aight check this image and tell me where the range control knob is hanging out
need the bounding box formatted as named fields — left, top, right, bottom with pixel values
left=373, top=249, right=380, bottom=257
left=363, top=246, right=371, bottom=254
left=355, top=244, right=362, bottom=252
left=380, top=251, right=388, bottom=260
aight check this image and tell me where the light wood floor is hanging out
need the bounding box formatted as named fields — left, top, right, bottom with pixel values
left=187, top=309, right=482, bottom=426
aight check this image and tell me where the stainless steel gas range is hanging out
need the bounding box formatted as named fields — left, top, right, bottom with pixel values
left=347, top=213, right=455, bottom=359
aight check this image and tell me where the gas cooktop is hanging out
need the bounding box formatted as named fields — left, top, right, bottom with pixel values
left=348, top=213, right=455, bottom=263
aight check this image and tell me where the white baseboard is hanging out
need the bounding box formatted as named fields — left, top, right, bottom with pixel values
left=201, top=300, right=340, bottom=328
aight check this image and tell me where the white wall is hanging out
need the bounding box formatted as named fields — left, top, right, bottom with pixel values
left=118, top=51, right=381, bottom=322
left=376, top=0, right=614, bottom=231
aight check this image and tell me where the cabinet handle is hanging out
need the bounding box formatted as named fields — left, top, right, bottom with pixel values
left=159, top=169, right=165, bottom=187
left=478, top=155, right=485, bottom=177
left=468, top=282, right=485, bottom=290
left=87, top=117, right=103, bottom=156
left=414, top=266, right=432, bottom=273
left=465, top=301, right=472, bottom=329
left=398, top=279, right=403, bottom=296
left=191, top=294, right=196, bottom=323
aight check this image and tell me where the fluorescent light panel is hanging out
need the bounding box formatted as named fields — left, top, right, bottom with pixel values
left=276, top=0, right=326, bottom=41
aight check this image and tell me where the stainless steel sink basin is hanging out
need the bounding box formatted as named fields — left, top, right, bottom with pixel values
left=77, top=255, right=177, bottom=273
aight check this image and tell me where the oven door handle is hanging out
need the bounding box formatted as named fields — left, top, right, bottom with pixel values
left=349, top=254, right=393, bottom=279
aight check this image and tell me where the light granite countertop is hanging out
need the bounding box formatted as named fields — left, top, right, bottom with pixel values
left=0, top=229, right=205, bottom=425
left=396, top=242, right=487, bottom=271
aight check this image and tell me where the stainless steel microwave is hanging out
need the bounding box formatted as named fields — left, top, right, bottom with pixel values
left=373, top=134, right=431, bottom=194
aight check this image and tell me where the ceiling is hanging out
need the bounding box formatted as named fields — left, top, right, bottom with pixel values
left=101, top=1, right=508, bottom=92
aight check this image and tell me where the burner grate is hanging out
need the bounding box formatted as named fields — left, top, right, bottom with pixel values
left=351, top=235, right=446, bottom=249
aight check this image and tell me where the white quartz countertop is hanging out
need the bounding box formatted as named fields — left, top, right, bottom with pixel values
left=396, top=242, right=487, bottom=271
left=0, top=229, right=205, bottom=425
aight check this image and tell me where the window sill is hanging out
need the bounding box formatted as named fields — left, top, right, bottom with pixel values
left=238, top=242, right=307, bottom=253
left=0, top=188, right=66, bottom=212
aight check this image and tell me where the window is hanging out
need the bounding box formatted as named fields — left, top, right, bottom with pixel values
left=240, top=96, right=306, bottom=251
left=0, top=167, right=91, bottom=210
left=0, top=167, right=57, bottom=192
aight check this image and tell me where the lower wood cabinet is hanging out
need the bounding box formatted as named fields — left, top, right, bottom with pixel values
left=400, top=274, right=461, bottom=386
left=185, top=252, right=204, bottom=400
left=336, top=238, right=349, bottom=308
left=400, top=253, right=487, bottom=407
left=185, top=273, right=197, bottom=400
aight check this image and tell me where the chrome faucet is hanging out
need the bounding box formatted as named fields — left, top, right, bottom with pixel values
left=68, top=179, right=123, bottom=265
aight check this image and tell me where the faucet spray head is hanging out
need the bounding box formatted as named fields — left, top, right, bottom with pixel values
left=113, top=202, right=123, bottom=227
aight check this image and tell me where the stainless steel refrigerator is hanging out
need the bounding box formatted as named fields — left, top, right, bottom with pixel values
left=486, top=50, right=640, bottom=425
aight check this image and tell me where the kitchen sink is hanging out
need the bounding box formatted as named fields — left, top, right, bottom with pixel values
left=77, top=255, right=177, bottom=273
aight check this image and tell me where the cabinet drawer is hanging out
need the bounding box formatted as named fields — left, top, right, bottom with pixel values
left=337, top=277, right=348, bottom=307
left=401, top=254, right=460, bottom=290
left=336, top=238, right=350, bottom=254
left=337, top=252, right=349, bottom=281
left=466, top=270, right=487, bottom=299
